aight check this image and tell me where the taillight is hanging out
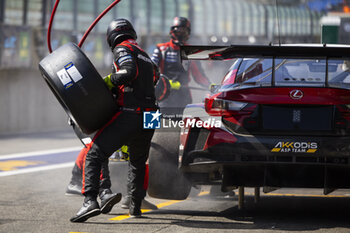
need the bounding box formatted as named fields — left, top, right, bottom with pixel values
left=223, top=103, right=258, bottom=129
left=205, top=97, right=248, bottom=116
left=335, top=105, right=350, bottom=133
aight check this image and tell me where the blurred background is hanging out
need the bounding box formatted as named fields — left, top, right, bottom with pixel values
left=0, top=0, right=350, bottom=135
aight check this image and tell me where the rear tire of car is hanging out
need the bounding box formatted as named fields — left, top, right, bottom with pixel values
left=39, top=42, right=118, bottom=134
left=147, top=124, right=191, bottom=200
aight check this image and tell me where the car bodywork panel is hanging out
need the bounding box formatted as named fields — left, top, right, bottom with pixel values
left=179, top=44, right=350, bottom=194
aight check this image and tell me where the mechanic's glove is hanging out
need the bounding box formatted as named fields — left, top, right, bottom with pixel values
left=169, top=79, right=181, bottom=90
left=112, top=145, right=129, bottom=161
left=103, top=74, right=114, bottom=90
left=120, top=145, right=129, bottom=161
left=209, top=83, right=220, bottom=93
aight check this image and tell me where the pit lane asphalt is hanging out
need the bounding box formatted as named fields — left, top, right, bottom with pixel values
left=1, top=130, right=350, bottom=233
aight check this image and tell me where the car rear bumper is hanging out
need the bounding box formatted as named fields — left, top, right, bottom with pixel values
left=182, top=132, right=350, bottom=166
left=180, top=131, right=350, bottom=189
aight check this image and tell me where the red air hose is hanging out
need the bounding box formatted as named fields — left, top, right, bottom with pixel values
left=47, top=0, right=122, bottom=53
left=78, top=0, right=123, bottom=48
left=47, top=0, right=60, bottom=53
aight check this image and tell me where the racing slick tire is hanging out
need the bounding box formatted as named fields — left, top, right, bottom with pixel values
left=147, top=122, right=192, bottom=200
left=39, top=42, right=118, bottom=134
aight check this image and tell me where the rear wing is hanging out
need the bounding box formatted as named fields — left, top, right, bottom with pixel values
left=180, top=44, right=350, bottom=60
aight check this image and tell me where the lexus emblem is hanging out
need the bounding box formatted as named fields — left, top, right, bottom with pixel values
left=290, top=90, right=303, bottom=99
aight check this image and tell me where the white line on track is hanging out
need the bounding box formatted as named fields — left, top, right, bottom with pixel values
left=0, top=162, right=75, bottom=177
left=0, top=147, right=82, bottom=160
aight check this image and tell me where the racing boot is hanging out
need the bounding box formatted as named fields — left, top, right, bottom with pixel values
left=129, top=198, right=142, bottom=218
left=65, top=182, right=82, bottom=196
left=65, top=163, right=83, bottom=196
left=120, top=195, right=131, bottom=209
left=70, top=197, right=101, bottom=222
left=121, top=195, right=157, bottom=210
left=99, top=189, right=122, bottom=214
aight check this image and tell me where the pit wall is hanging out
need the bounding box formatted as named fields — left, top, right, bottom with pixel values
left=0, top=68, right=109, bottom=135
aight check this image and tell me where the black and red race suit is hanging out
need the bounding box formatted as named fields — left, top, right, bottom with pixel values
left=82, top=39, right=157, bottom=202
left=151, top=39, right=210, bottom=111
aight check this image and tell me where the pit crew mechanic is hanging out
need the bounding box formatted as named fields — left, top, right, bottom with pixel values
left=70, top=18, right=158, bottom=222
left=65, top=141, right=157, bottom=210
left=152, top=17, right=211, bottom=112
left=66, top=58, right=158, bottom=211
left=152, top=17, right=236, bottom=198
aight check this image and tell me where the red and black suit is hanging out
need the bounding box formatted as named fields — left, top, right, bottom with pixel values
left=82, top=39, right=157, bottom=202
left=151, top=39, right=210, bottom=111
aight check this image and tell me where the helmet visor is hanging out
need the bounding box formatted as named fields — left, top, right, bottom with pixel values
left=171, top=26, right=190, bottom=44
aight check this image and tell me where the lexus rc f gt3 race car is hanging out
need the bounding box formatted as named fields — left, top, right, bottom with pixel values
left=178, top=44, right=350, bottom=196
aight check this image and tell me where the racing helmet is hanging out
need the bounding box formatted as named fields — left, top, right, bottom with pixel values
left=170, top=17, right=191, bottom=45
left=106, top=18, right=137, bottom=49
